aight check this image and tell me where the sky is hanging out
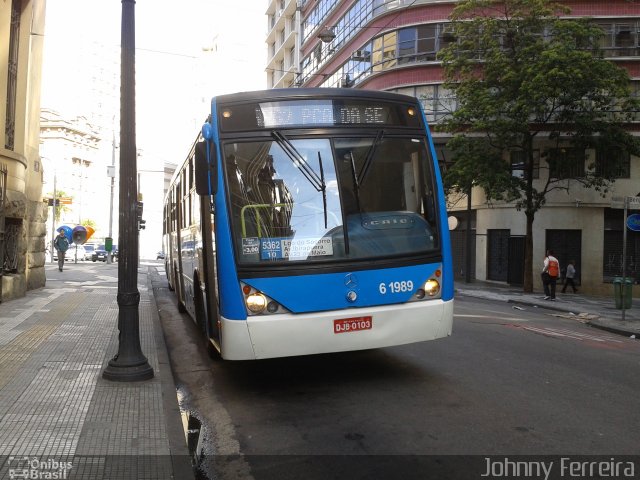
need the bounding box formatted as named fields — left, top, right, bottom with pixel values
left=41, top=0, right=268, bottom=163
left=40, top=0, right=268, bottom=254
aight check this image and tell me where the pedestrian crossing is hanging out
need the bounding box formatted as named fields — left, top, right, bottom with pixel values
left=521, top=325, right=627, bottom=344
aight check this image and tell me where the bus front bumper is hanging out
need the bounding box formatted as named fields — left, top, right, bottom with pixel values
left=219, top=299, right=453, bottom=360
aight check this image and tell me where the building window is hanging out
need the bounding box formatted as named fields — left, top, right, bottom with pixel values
left=398, top=28, right=417, bottom=64
left=289, top=47, right=296, bottom=68
left=417, top=24, right=438, bottom=61
left=548, top=148, right=585, bottom=179
left=302, top=0, right=336, bottom=41
left=277, top=60, right=284, bottom=80
left=595, top=147, right=630, bottom=179
left=597, top=20, right=640, bottom=57
left=411, top=85, right=457, bottom=123
left=5, top=0, right=20, bottom=150
left=510, top=150, right=540, bottom=179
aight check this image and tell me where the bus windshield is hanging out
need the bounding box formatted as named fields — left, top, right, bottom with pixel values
left=224, top=134, right=438, bottom=265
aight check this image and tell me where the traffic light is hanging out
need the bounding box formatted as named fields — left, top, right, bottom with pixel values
left=136, top=201, right=145, bottom=230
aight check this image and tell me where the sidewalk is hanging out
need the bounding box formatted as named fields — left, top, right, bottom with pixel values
left=0, top=262, right=192, bottom=480
left=455, top=280, right=640, bottom=337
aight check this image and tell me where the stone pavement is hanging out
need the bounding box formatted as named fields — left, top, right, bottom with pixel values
left=456, top=280, right=640, bottom=337
left=0, top=262, right=193, bottom=480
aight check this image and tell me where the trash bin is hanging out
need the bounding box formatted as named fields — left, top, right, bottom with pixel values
left=613, top=277, right=633, bottom=310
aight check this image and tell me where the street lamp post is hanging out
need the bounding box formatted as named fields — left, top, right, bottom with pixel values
left=103, top=0, right=153, bottom=382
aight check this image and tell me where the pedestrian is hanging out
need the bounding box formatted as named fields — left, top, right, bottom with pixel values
left=541, top=249, right=560, bottom=300
left=54, top=229, right=70, bottom=272
left=562, top=260, right=578, bottom=294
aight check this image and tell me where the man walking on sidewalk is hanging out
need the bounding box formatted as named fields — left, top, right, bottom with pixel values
left=542, top=250, right=560, bottom=300
left=54, top=229, right=70, bottom=272
left=562, top=259, right=578, bottom=294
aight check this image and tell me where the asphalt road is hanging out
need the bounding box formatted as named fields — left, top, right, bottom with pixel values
left=150, top=266, right=640, bottom=480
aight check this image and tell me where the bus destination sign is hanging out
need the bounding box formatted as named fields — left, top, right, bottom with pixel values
left=220, top=99, right=421, bottom=131
left=258, top=101, right=389, bottom=128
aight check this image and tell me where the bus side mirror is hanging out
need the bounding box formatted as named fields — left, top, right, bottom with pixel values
left=195, top=141, right=218, bottom=195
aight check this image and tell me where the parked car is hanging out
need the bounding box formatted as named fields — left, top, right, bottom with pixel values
left=55, top=244, right=86, bottom=262
left=92, top=245, right=108, bottom=262
left=83, top=243, right=96, bottom=261
left=156, top=251, right=165, bottom=260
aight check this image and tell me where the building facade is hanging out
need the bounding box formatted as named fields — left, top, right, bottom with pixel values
left=267, top=0, right=640, bottom=295
left=0, top=0, right=48, bottom=301
left=39, top=109, right=110, bottom=244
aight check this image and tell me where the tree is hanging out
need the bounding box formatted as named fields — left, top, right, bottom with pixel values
left=438, top=0, right=640, bottom=292
left=81, top=219, right=97, bottom=230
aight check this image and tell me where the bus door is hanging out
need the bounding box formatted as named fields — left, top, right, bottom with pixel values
left=201, top=197, right=220, bottom=346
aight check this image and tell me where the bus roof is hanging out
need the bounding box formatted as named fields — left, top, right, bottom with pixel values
left=212, top=88, right=420, bottom=106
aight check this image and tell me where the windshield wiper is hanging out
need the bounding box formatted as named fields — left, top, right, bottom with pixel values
left=317, top=151, right=327, bottom=229
left=347, top=150, right=362, bottom=213
left=272, top=131, right=325, bottom=193
left=358, top=130, right=384, bottom=187
left=271, top=130, right=327, bottom=228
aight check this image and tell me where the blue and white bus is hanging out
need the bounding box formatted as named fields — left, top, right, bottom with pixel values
left=163, top=88, right=453, bottom=360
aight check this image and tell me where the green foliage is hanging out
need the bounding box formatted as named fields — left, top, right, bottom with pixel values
left=443, top=136, right=520, bottom=202
left=439, top=0, right=640, bottom=215
left=437, top=0, right=640, bottom=290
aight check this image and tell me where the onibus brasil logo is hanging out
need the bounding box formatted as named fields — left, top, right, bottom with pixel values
left=7, top=457, right=73, bottom=479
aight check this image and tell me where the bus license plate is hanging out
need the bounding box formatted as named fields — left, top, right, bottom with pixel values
left=333, top=316, right=372, bottom=334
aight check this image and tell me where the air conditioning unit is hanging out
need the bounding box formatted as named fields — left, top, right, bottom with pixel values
left=340, top=75, right=354, bottom=88
left=351, top=49, right=371, bottom=61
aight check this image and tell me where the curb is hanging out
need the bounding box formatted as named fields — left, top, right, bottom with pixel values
left=457, top=289, right=640, bottom=338
left=585, top=318, right=640, bottom=339
left=146, top=267, right=195, bottom=480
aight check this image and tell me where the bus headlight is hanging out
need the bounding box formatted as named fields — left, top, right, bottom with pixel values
left=241, top=282, right=289, bottom=315
left=246, top=293, right=267, bottom=313
left=423, top=279, right=440, bottom=297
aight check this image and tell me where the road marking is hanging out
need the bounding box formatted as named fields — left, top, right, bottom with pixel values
left=522, top=325, right=625, bottom=343
left=455, top=314, right=531, bottom=322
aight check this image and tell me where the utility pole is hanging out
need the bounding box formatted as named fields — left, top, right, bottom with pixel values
left=103, top=0, right=153, bottom=382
